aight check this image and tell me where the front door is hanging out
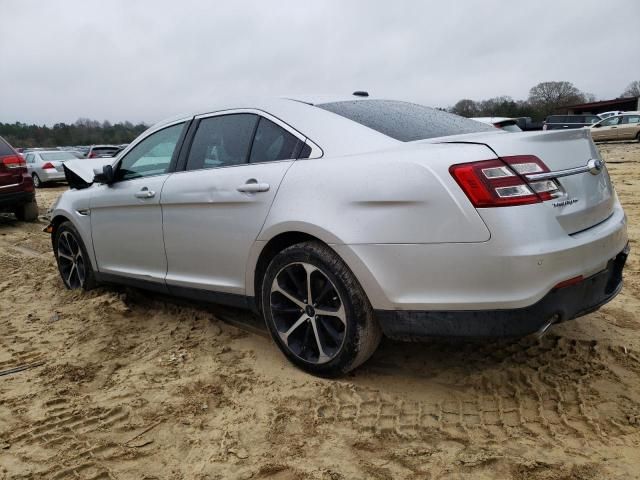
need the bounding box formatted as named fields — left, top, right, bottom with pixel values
left=161, top=113, right=307, bottom=296
left=90, top=122, right=186, bottom=282
left=592, top=115, right=622, bottom=141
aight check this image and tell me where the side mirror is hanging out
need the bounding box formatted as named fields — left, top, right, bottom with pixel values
left=94, top=164, right=115, bottom=185
left=592, top=123, right=601, bottom=128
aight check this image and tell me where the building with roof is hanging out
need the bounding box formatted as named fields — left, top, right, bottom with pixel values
left=558, top=96, right=640, bottom=115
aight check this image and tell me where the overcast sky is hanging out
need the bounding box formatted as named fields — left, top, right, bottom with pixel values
left=2, top=0, right=639, bottom=125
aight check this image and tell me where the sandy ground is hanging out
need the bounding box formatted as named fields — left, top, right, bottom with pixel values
left=1, top=142, right=640, bottom=479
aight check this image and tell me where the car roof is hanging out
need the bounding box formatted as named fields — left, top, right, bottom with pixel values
left=148, top=96, right=400, bottom=157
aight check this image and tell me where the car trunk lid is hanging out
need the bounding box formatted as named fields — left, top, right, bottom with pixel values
left=434, top=129, right=615, bottom=234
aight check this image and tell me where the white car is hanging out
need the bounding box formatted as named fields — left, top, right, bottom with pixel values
left=598, top=111, right=624, bottom=120
left=47, top=95, right=629, bottom=376
left=471, top=117, right=522, bottom=132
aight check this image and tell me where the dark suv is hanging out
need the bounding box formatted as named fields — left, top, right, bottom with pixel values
left=0, top=136, right=38, bottom=221
left=543, top=114, right=601, bottom=130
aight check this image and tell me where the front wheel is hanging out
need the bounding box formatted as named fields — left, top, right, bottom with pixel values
left=636, top=132, right=640, bottom=143
left=54, top=221, right=97, bottom=290
left=261, top=241, right=381, bottom=376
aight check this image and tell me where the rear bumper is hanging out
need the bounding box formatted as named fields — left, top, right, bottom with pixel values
left=0, top=190, right=35, bottom=209
left=376, top=244, right=629, bottom=339
left=40, top=170, right=66, bottom=182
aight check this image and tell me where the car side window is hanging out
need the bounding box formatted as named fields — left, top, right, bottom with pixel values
left=601, top=116, right=622, bottom=127
left=622, top=115, right=640, bottom=124
left=116, top=123, right=185, bottom=181
left=186, top=114, right=258, bottom=171
left=249, top=117, right=304, bottom=163
left=25, top=153, right=34, bottom=164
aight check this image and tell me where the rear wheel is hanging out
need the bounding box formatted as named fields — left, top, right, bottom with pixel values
left=261, top=241, right=381, bottom=376
left=14, top=200, right=39, bottom=222
left=54, top=221, right=96, bottom=290
left=636, top=132, right=640, bottom=143
left=32, top=173, right=42, bottom=188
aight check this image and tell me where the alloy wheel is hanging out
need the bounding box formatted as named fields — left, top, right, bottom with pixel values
left=33, top=174, right=41, bottom=188
left=57, top=231, right=86, bottom=289
left=270, top=262, right=347, bottom=364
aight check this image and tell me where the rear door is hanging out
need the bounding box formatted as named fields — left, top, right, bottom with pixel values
left=161, top=112, right=306, bottom=296
left=619, top=114, right=640, bottom=140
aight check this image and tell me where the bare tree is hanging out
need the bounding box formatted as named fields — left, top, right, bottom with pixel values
left=622, top=81, right=640, bottom=98
left=451, top=99, right=479, bottom=117
left=528, top=81, right=586, bottom=117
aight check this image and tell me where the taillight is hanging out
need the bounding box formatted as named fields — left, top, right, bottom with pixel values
left=1, top=154, right=26, bottom=170
left=41, top=162, right=55, bottom=169
left=450, top=155, right=560, bottom=208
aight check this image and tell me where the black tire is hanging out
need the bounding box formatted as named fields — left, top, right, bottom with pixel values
left=14, top=200, right=39, bottom=222
left=261, top=241, right=381, bottom=376
left=636, top=132, right=640, bottom=143
left=32, top=173, right=42, bottom=188
left=54, top=221, right=97, bottom=290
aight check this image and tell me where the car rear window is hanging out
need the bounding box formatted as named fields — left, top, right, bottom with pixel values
left=0, top=137, right=15, bottom=156
left=316, top=100, right=494, bottom=142
left=40, top=152, right=77, bottom=161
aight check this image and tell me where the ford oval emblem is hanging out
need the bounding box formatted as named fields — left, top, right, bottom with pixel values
left=587, top=158, right=604, bottom=175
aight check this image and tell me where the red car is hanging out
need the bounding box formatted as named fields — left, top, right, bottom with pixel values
left=0, top=136, right=38, bottom=221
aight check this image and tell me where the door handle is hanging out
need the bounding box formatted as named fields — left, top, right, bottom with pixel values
left=237, top=181, right=270, bottom=193
left=134, top=187, right=155, bottom=199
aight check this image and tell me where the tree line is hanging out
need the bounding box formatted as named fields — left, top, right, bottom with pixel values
left=450, top=80, right=640, bottom=120
left=2, top=81, right=639, bottom=147
left=0, top=118, right=149, bottom=148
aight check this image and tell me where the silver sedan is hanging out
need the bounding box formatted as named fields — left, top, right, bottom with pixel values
left=25, top=150, right=77, bottom=187
left=47, top=95, right=629, bottom=376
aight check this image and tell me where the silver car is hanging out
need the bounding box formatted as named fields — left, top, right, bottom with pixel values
left=25, top=150, right=77, bottom=187
left=47, top=96, right=629, bottom=376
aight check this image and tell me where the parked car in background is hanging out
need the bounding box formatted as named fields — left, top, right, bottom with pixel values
left=471, top=117, right=522, bottom=132
left=598, top=111, right=624, bottom=120
left=86, top=145, right=122, bottom=158
left=543, top=114, right=601, bottom=130
left=514, top=117, right=544, bottom=131
left=589, top=112, right=640, bottom=142
left=0, top=135, right=38, bottom=221
left=48, top=96, right=628, bottom=375
left=25, top=150, right=77, bottom=187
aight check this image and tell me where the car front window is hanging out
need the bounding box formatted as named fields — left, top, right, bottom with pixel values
left=116, top=123, right=185, bottom=181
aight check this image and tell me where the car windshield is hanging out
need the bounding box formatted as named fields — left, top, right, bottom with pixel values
left=40, top=152, right=77, bottom=161
left=317, top=99, right=494, bottom=142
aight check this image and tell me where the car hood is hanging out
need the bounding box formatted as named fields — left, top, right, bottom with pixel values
left=63, top=157, right=116, bottom=188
